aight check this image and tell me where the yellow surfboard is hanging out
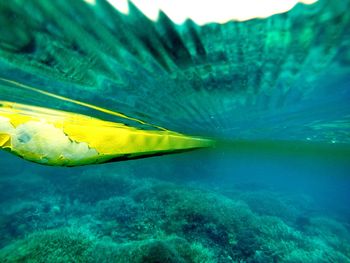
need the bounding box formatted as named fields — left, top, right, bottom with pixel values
left=0, top=101, right=214, bottom=166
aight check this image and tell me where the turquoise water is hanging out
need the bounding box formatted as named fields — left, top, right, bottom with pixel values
left=0, top=0, right=350, bottom=262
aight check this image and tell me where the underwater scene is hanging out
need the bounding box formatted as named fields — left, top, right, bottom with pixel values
left=0, top=0, right=350, bottom=262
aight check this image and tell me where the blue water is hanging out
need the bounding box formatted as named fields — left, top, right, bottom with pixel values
left=1, top=146, right=349, bottom=262
left=0, top=0, right=350, bottom=262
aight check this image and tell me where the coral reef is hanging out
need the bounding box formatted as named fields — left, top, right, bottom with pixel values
left=0, top=228, right=95, bottom=262
left=0, top=165, right=349, bottom=262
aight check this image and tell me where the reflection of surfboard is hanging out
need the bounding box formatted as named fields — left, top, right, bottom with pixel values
left=0, top=101, right=214, bottom=166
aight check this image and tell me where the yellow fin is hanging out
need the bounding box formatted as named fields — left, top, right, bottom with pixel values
left=0, top=133, right=10, bottom=148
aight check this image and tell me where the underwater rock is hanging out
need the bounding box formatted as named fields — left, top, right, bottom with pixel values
left=0, top=228, right=96, bottom=262
left=0, top=229, right=215, bottom=263
left=131, top=240, right=187, bottom=263
left=90, top=236, right=215, bottom=263
left=230, top=190, right=312, bottom=224
left=0, top=169, right=350, bottom=262
left=233, top=229, right=261, bottom=260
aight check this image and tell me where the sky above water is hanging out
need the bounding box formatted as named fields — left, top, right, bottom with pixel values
left=84, top=0, right=318, bottom=24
